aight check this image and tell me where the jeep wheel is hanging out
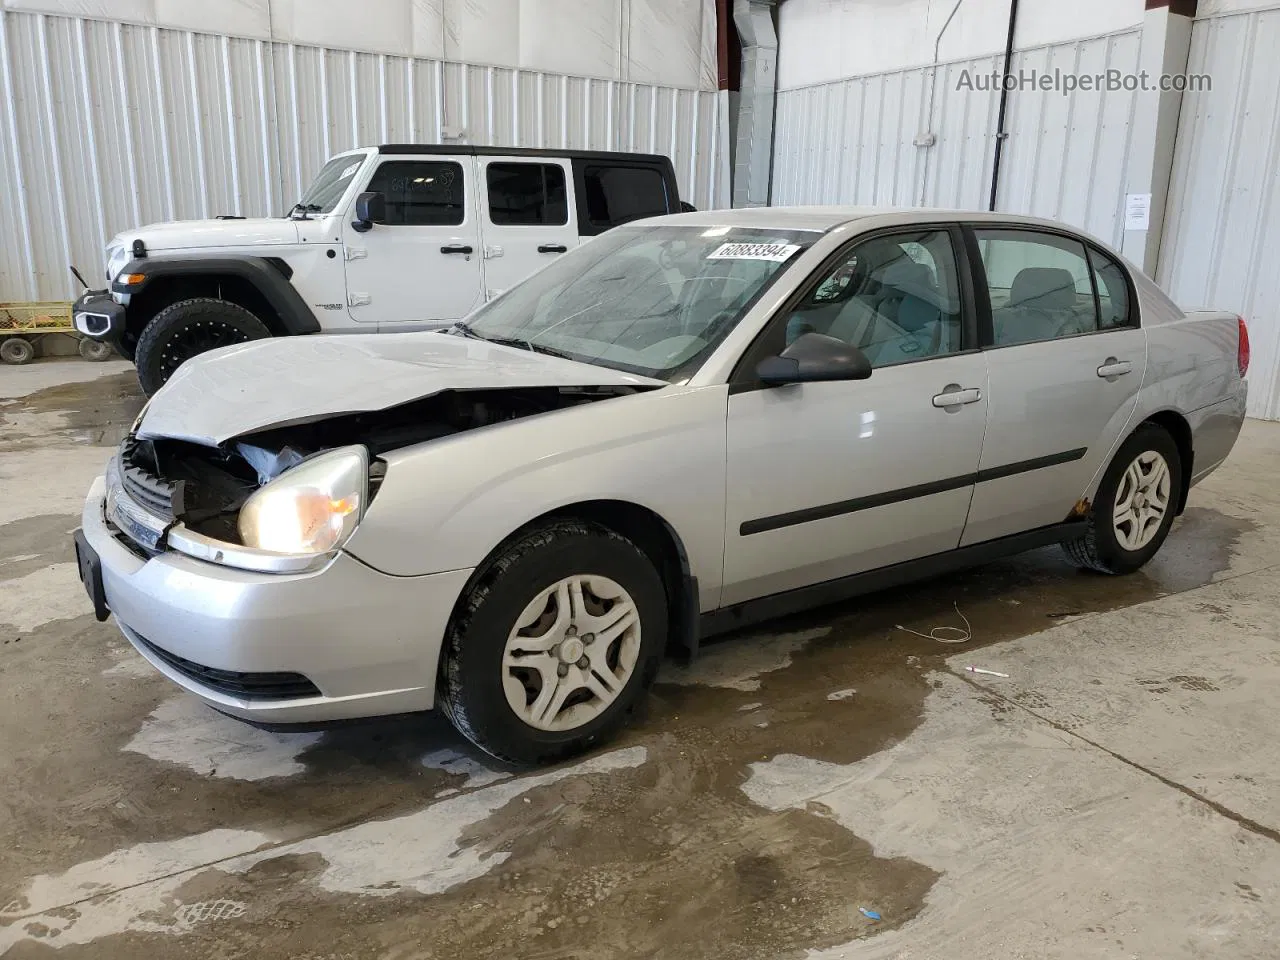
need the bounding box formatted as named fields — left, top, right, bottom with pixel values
left=134, top=298, right=270, bottom=395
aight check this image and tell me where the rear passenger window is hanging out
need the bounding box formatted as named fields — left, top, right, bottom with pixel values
left=1090, top=249, right=1133, bottom=329
left=487, top=163, right=568, bottom=225
left=785, top=229, right=965, bottom=369
left=582, top=165, right=670, bottom=229
left=365, top=161, right=465, bottom=226
left=975, top=230, right=1098, bottom=345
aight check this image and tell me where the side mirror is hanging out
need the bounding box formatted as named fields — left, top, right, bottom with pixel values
left=756, top=332, right=872, bottom=385
left=351, top=192, right=386, bottom=233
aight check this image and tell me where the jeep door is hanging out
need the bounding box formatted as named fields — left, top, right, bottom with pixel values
left=341, top=155, right=484, bottom=328
left=476, top=157, right=579, bottom=301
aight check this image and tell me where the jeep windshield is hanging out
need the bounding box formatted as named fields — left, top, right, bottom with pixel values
left=462, top=225, right=818, bottom=382
left=291, top=154, right=369, bottom=217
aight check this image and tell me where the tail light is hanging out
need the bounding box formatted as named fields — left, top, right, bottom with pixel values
left=1238, top=315, right=1251, bottom=378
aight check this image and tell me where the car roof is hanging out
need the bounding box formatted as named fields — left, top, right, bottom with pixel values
left=642, top=205, right=1101, bottom=237
left=375, top=144, right=673, bottom=164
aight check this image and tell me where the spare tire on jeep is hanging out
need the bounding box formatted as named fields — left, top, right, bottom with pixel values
left=134, top=298, right=271, bottom=395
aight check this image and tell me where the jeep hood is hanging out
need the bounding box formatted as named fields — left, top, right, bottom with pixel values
left=137, top=333, right=666, bottom=446
left=115, top=218, right=301, bottom=252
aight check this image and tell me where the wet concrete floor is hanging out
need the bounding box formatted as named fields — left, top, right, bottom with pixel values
left=1, top=360, right=1277, bottom=958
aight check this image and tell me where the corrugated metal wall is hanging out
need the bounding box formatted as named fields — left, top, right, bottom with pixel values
left=771, top=30, right=1141, bottom=247
left=772, top=52, right=1003, bottom=211
left=0, top=9, right=723, bottom=301
left=1159, top=5, right=1280, bottom=420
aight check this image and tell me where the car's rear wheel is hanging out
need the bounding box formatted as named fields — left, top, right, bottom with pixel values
left=439, top=520, right=666, bottom=766
left=134, top=298, right=270, bottom=395
left=1062, top=423, right=1183, bottom=575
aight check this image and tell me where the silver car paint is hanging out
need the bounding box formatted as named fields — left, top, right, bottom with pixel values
left=138, top=332, right=664, bottom=446
left=83, top=475, right=473, bottom=721
left=722, top=352, right=989, bottom=606
left=82, top=207, right=1248, bottom=723
left=959, top=326, right=1148, bottom=546
left=344, top=384, right=731, bottom=602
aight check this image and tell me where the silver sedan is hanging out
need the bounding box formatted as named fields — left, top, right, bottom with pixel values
left=75, top=207, right=1249, bottom=764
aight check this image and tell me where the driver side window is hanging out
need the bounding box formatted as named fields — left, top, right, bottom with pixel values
left=785, top=229, right=964, bottom=368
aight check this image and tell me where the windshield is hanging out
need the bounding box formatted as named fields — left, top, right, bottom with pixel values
left=293, top=154, right=368, bottom=216
left=464, top=226, right=818, bottom=381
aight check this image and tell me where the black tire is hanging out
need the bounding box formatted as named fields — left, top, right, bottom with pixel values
left=1062, top=423, right=1183, bottom=575
left=134, top=298, right=270, bottom=395
left=0, top=340, right=35, bottom=366
left=0, top=336, right=35, bottom=364
left=78, top=338, right=113, bottom=362
left=440, top=520, right=667, bottom=766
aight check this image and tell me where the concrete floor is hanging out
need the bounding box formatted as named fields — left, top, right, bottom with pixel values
left=1, top=359, right=1278, bottom=959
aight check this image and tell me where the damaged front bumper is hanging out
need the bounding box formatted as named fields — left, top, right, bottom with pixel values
left=80, top=474, right=474, bottom=724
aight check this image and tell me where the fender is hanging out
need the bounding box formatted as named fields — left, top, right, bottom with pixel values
left=111, top=256, right=321, bottom=335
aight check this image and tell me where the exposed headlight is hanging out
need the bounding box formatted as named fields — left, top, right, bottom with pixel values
left=238, top=446, right=368, bottom=555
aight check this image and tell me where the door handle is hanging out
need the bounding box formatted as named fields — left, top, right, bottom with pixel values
left=538, top=243, right=568, bottom=254
left=440, top=244, right=474, bottom=255
left=932, top=386, right=983, bottom=409
left=1097, top=357, right=1133, bottom=379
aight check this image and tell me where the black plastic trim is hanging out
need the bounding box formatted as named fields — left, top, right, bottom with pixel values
left=740, top=447, right=1087, bottom=536
left=378, top=144, right=671, bottom=163
left=702, top=521, right=1087, bottom=637
left=263, top=256, right=294, bottom=280
left=133, top=633, right=322, bottom=701
left=72, top=290, right=126, bottom=340
left=111, top=257, right=320, bottom=335
left=975, top=447, right=1088, bottom=483
left=674, top=574, right=701, bottom=664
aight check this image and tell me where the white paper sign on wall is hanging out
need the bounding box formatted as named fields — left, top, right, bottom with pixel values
left=1125, top=193, right=1152, bottom=231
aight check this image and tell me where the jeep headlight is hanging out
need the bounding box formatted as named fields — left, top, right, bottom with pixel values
left=106, top=243, right=130, bottom=283
left=238, top=446, right=368, bottom=555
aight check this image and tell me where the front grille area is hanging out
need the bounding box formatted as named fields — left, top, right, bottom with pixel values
left=119, top=436, right=177, bottom=518
left=134, top=633, right=322, bottom=701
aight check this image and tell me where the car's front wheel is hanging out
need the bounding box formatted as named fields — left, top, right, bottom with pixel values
left=440, top=520, right=667, bottom=766
left=1063, top=423, right=1183, bottom=575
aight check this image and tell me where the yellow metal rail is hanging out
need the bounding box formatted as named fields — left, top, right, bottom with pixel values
left=0, top=301, right=74, bottom=334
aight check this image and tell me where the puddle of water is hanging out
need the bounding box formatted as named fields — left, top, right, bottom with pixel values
left=0, top=748, right=647, bottom=952
left=124, top=696, right=324, bottom=782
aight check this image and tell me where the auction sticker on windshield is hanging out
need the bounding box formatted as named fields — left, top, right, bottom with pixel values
left=707, top=242, right=801, bottom=262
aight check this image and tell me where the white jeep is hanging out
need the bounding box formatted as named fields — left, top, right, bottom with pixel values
left=73, top=145, right=687, bottom=395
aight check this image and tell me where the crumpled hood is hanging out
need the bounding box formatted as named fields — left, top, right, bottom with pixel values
left=137, top=333, right=665, bottom=446
left=115, top=218, right=301, bottom=252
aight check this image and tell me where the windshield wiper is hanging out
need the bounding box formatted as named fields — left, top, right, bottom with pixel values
left=481, top=336, right=577, bottom=361
left=446, top=321, right=487, bottom=340
left=288, top=202, right=322, bottom=220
